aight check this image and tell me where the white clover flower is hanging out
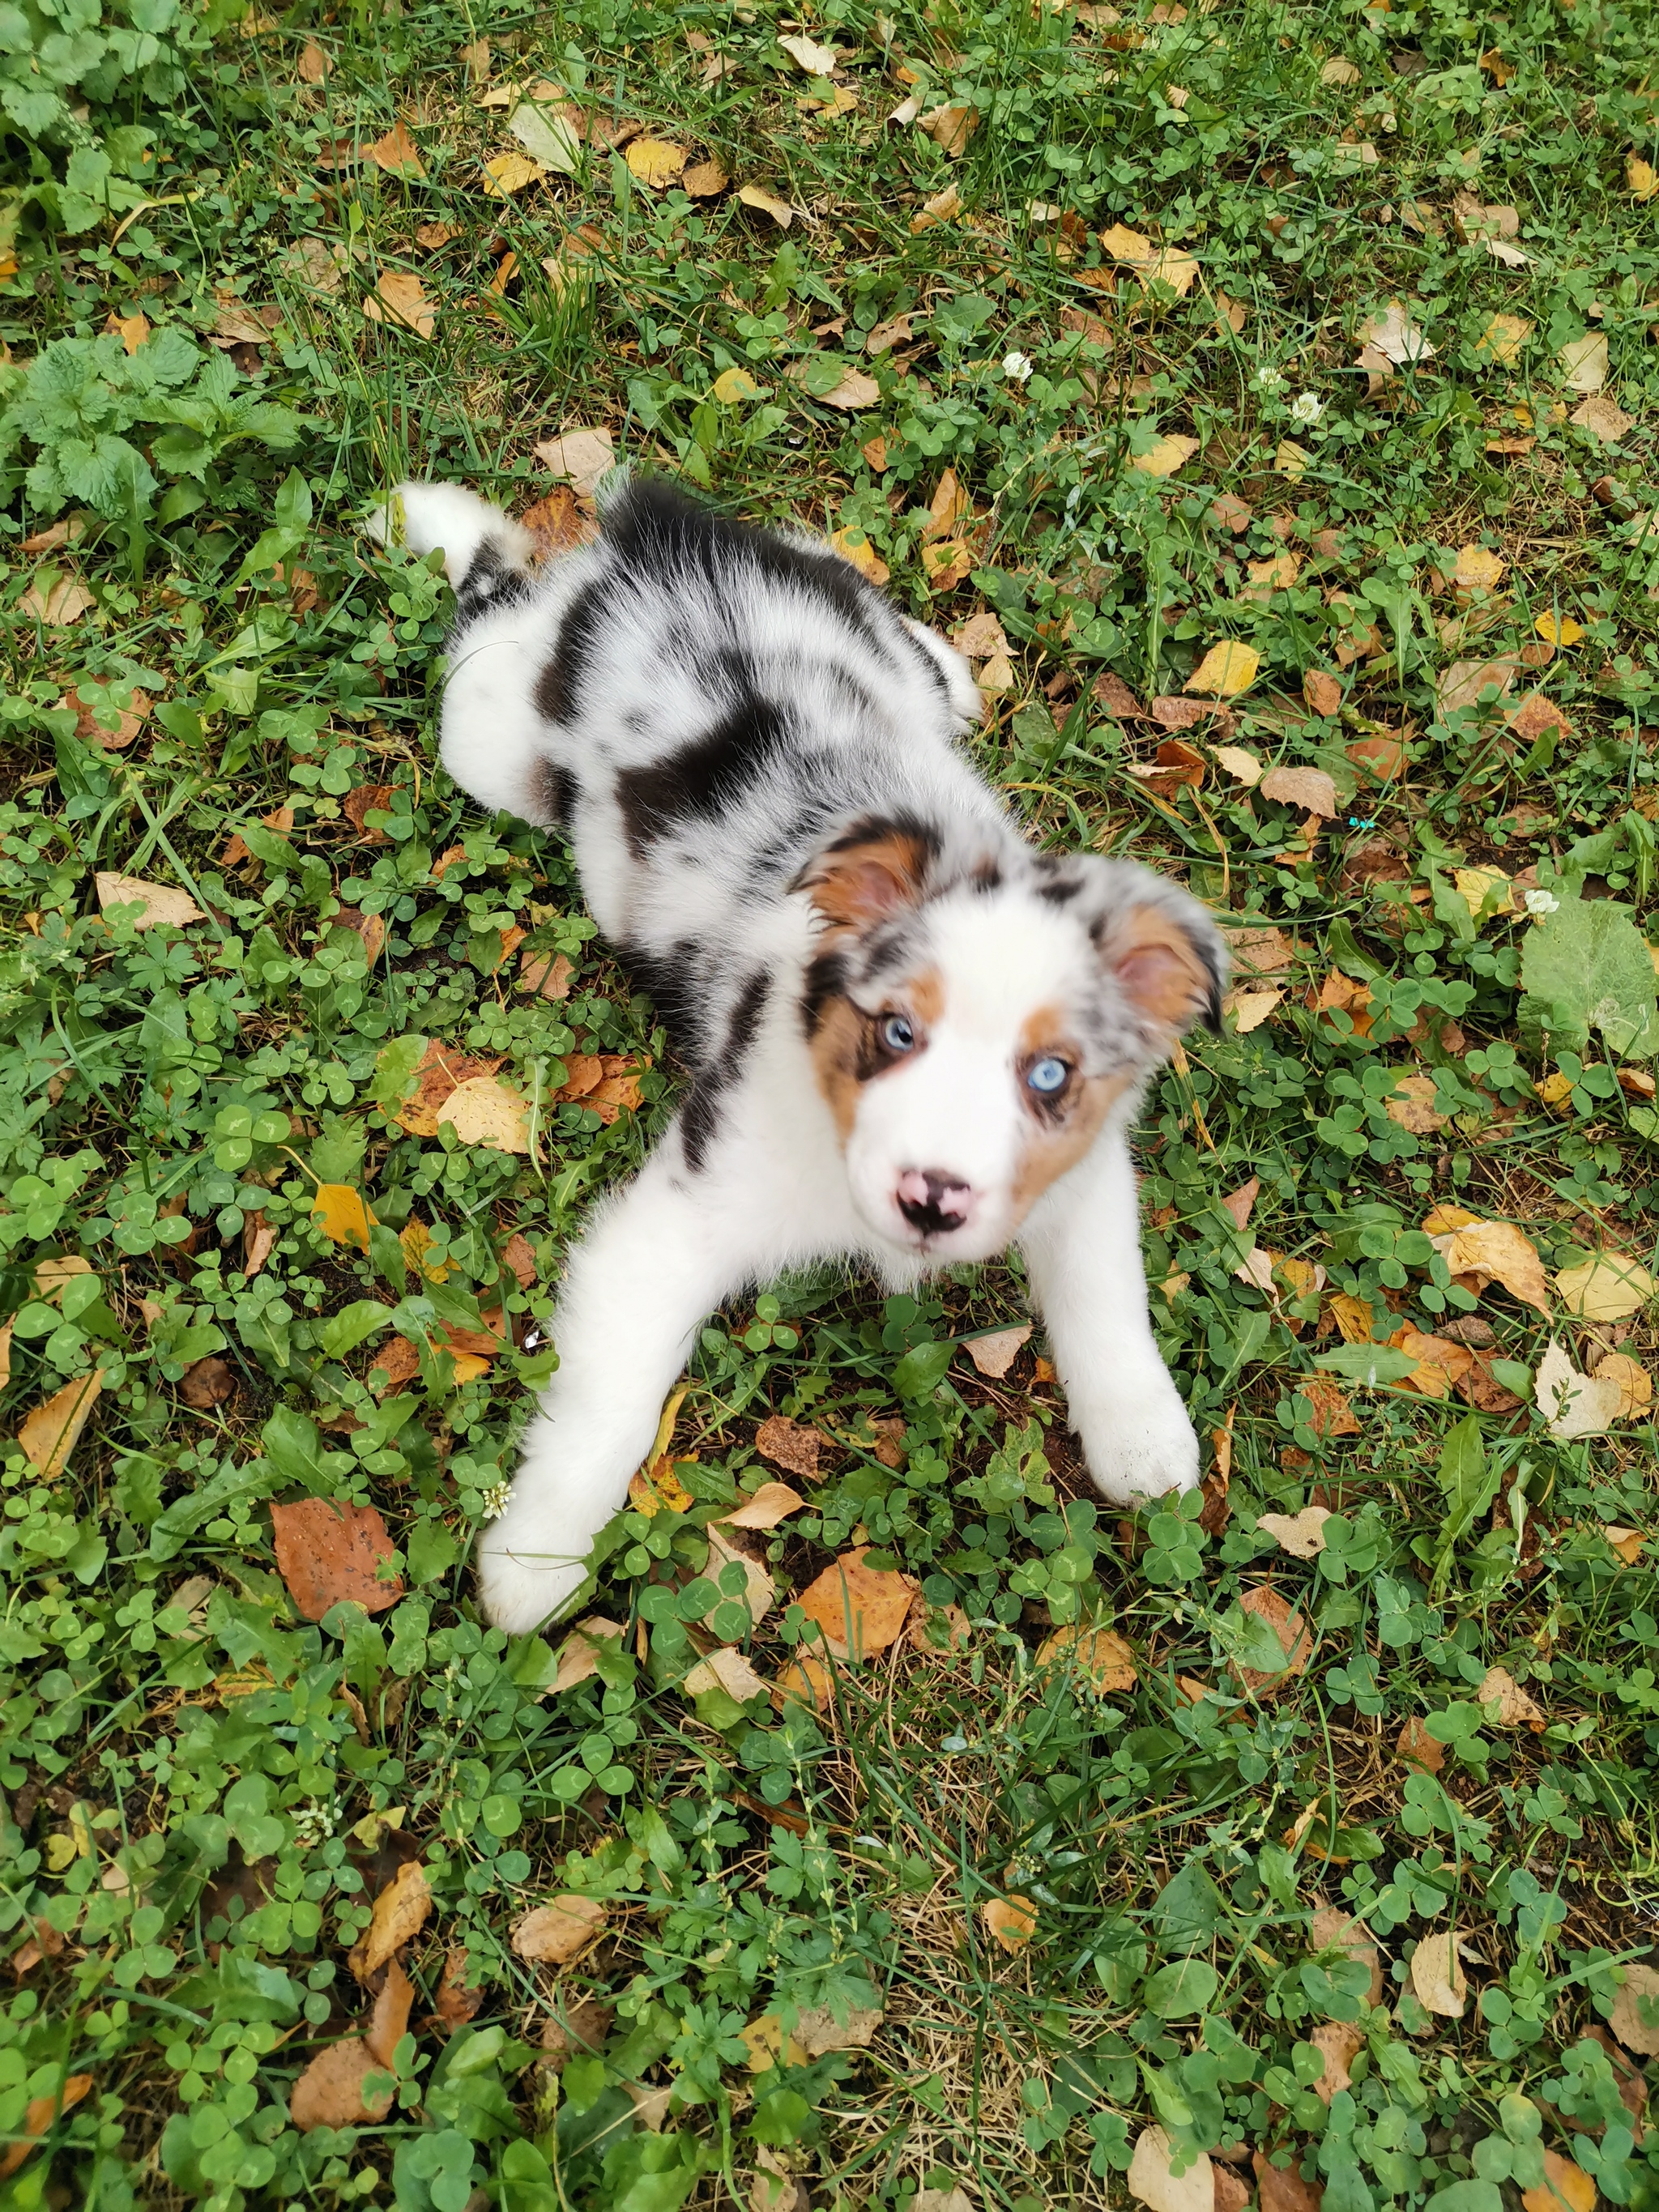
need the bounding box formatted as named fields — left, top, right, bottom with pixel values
left=480, top=1479, right=513, bottom=1521
left=1290, top=390, right=1323, bottom=426
left=292, top=1801, right=335, bottom=1850
left=1254, top=364, right=1286, bottom=393
left=1524, top=888, right=1560, bottom=918
left=1002, top=351, right=1035, bottom=383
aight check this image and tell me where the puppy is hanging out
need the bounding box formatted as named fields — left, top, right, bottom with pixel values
left=382, top=476, right=1226, bottom=1634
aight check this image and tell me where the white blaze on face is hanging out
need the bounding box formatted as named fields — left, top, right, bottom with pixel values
left=842, top=893, right=1102, bottom=1259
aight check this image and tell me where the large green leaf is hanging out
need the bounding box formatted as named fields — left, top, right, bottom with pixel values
left=1519, top=893, right=1659, bottom=1061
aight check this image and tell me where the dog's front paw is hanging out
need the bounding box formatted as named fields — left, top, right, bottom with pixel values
left=1073, top=1383, right=1200, bottom=1506
left=476, top=1491, right=593, bottom=1634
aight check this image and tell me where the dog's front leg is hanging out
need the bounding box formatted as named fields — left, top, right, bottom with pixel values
left=1017, top=1128, right=1200, bottom=1505
left=477, top=1153, right=757, bottom=1634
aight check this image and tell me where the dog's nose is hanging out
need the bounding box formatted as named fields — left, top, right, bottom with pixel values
left=896, top=1168, right=975, bottom=1237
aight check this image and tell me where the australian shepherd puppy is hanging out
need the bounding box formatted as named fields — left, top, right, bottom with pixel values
left=382, top=476, right=1226, bottom=1634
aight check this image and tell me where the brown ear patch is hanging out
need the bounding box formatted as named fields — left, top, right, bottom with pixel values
left=795, top=820, right=932, bottom=933
left=1111, top=906, right=1214, bottom=1030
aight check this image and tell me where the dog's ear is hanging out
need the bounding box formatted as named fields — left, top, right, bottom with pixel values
left=1094, top=884, right=1228, bottom=1037
left=793, top=816, right=936, bottom=931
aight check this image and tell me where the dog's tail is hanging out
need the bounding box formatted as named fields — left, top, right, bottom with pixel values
left=368, top=480, right=536, bottom=625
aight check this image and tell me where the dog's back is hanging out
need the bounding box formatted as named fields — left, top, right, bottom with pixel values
left=405, top=476, right=996, bottom=1061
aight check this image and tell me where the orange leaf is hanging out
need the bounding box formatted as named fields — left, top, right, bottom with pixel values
left=365, top=270, right=437, bottom=339
left=795, top=1547, right=917, bottom=1660
left=348, top=1863, right=431, bottom=1982
left=17, top=1368, right=105, bottom=1480
left=270, top=1498, right=404, bottom=1622
left=1235, top=1586, right=1313, bottom=1694
left=368, top=121, right=426, bottom=177
left=982, top=1894, right=1038, bottom=1952
left=312, top=1183, right=375, bottom=1251
left=0, top=2073, right=93, bottom=2181
left=512, top=1894, right=608, bottom=1963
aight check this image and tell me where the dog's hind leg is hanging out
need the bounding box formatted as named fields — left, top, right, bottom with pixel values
left=374, top=480, right=536, bottom=621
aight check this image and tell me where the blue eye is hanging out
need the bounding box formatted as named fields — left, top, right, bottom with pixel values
left=1027, top=1056, right=1069, bottom=1096
left=881, top=1014, right=915, bottom=1053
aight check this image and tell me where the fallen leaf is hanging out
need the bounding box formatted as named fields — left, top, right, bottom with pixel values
left=1536, top=612, right=1584, bottom=648
left=1397, top=1715, right=1445, bottom=1772
left=1359, top=299, right=1435, bottom=365
left=1213, top=744, right=1265, bottom=788
left=1234, top=1586, right=1312, bottom=1692
left=1604, top=1525, right=1645, bottom=1566
left=94, top=873, right=203, bottom=930
left=773, top=1652, right=835, bottom=1711
left=436, top=1075, right=535, bottom=1154
left=551, top=1617, right=626, bottom=1692
left=179, top=1357, right=237, bottom=1410
left=368, top=121, right=425, bottom=177
left=1571, top=393, right=1636, bottom=443
left=533, top=425, right=616, bottom=496
left=22, top=574, right=95, bottom=626
left=271, top=1498, right=404, bottom=1622
left=539, top=1996, right=614, bottom=2065
left=1436, top=656, right=1520, bottom=714
left=910, top=181, right=961, bottom=232
left=481, top=148, right=547, bottom=197
left=1034, top=1622, right=1137, bottom=1691
left=1185, top=640, right=1260, bottom=696
left=1478, top=1664, right=1545, bottom=1726
left=1520, top=2151, right=1597, bottom=2212
left=297, top=40, right=330, bottom=82
left=1311, top=2022, right=1364, bottom=2103
left=790, top=359, right=880, bottom=410
left=1629, top=155, right=1659, bottom=202
left=830, top=526, right=889, bottom=585
left=509, top=98, right=582, bottom=174
left=1309, top=1907, right=1385, bottom=2006
left=705, top=1523, right=776, bottom=1628
left=1410, top=1929, right=1467, bottom=2018
left=311, top=1183, right=375, bottom=1251
left=0, top=2073, right=94, bottom=2180
left=1385, top=1073, right=1448, bottom=1133
left=1427, top=1219, right=1550, bottom=1311
left=722, top=1481, right=807, bottom=1531
left=1559, top=333, right=1608, bottom=394
left=796, top=1547, right=917, bottom=1660
left=1325, top=1292, right=1374, bottom=1343
left=754, top=1414, right=820, bottom=1478
left=17, top=1370, right=105, bottom=1481
left=1453, top=543, right=1506, bottom=599
left=291, top=1958, right=412, bottom=2127
left=1246, top=550, right=1300, bottom=595
left=739, top=181, right=795, bottom=228
left=794, top=1997, right=884, bottom=2057
left=982, top=1894, right=1038, bottom=1953
left=1128, top=2125, right=1213, bottom=2212
left=1256, top=1507, right=1332, bottom=1559
left=1610, top=1962, right=1659, bottom=2056
left=919, top=100, right=979, bottom=156
left=512, top=1894, right=607, bottom=1964
left=625, top=136, right=686, bottom=189
left=1474, top=312, right=1532, bottom=366
left=1260, top=764, right=1338, bottom=816
left=778, top=29, right=838, bottom=71
left=1216, top=2169, right=1253, bottom=2212
left=684, top=1645, right=770, bottom=1704
left=1593, top=1350, right=1651, bottom=1421
left=1220, top=1177, right=1260, bottom=1231
left=433, top=1947, right=482, bottom=2035
left=1226, top=987, right=1282, bottom=1033
left=1303, top=669, right=1342, bottom=716
left=953, top=609, right=1009, bottom=662
left=349, top=1862, right=431, bottom=1981
left=683, top=156, right=730, bottom=195
left=1556, top=1253, right=1654, bottom=1322
left=364, top=271, right=436, bottom=338
left=1320, top=55, right=1361, bottom=83
left=1130, top=433, right=1201, bottom=478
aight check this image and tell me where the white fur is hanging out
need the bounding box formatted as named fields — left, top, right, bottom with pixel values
left=385, top=478, right=1221, bottom=1633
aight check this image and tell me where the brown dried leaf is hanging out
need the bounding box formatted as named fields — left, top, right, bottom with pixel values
left=271, top=1499, right=404, bottom=1623
left=22, top=574, right=95, bottom=626
left=348, top=1861, right=431, bottom=1982
left=1128, top=2127, right=1213, bottom=2212
left=1397, top=1715, right=1445, bottom=1772
left=95, top=872, right=203, bottom=930
left=1410, top=1929, right=1468, bottom=2018
left=1520, top=2152, right=1597, bottom=2212
left=551, top=1617, right=626, bottom=1692
left=1034, top=1622, right=1137, bottom=1692
left=179, top=1357, right=237, bottom=1410
left=512, top=1894, right=607, bottom=1964
left=1385, top=1073, right=1448, bottom=1133
left=364, top=271, right=437, bottom=339
left=722, top=1481, right=808, bottom=1530
left=1478, top=1664, right=1545, bottom=1727
left=18, top=1369, right=105, bottom=1481
left=534, top=425, right=616, bottom=496
left=1610, top=1962, right=1659, bottom=2056
left=1235, top=1586, right=1313, bottom=1693
left=1311, top=2022, right=1364, bottom=2103
left=796, top=1547, right=917, bottom=1660
left=965, top=1324, right=1031, bottom=1378
left=1260, top=764, right=1339, bottom=816
left=1255, top=2152, right=1324, bottom=2212
left=368, top=121, right=426, bottom=177
left=982, top=1894, right=1038, bottom=1953
left=755, top=1415, right=821, bottom=1478
left=1256, top=1507, right=1332, bottom=1560
left=1220, top=1177, right=1259, bottom=1231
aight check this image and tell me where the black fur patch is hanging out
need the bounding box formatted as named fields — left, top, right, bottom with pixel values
left=616, top=700, right=788, bottom=860
left=623, top=937, right=705, bottom=1058
left=800, top=946, right=850, bottom=1037
left=527, top=760, right=575, bottom=830
left=455, top=539, right=531, bottom=624
left=682, top=969, right=770, bottom=1172
left=534, top=577, right=607, bottom=726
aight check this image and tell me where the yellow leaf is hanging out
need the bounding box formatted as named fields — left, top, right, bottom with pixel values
left=1628, top=154, right=1659, bottom=202
left=625, top=137, right=687, bottom=189
left=435, top=1074, right=535, bottom=1154
left=17, top=1369, right=106, bottom=1481
left=1555, top=1252, right=1656, bottom=1322
left=682, top=157, right=729, bottom=196
left=1213, top=743, right=1263, bottom=786
left=796, top=1547, right=916, bottom=1660
left=1452, top=863, right=1513, bottom=924
left=711, top=366, right=762, bottom=403
left=1521, top=2153, right=1597, bottom=2212
left=399, top=1218, right=449, bottom=1282
left=1274, top=439, right=1310, bottom=479
left=1225, top=987, right=1282, bottom=1034
left=367, top=121, right=426, bottom=177
left=1410, top=1930, right=1468, bottom=2018
left=740, top=2015, right=808, bottom=2070
left=1536, top=612, right=1584, bottom=646
left=1453, top=543, right=1506, bottom=599
left=1186, top=641, right=1260, bottom=697
left=1558, top=332, right=1607, bottom=394
left=1034, top=1622, right=1137, bottom=1691
left=683, top=1644, right=770, bottom=1701
left=94, top=872, right=203, bottom=930
left=981, top=1894, right=1038, bottom=1953
left=1428, top=1218, right=1550, bottom=1311
left=480, top=149, right=547, bottom=198
left=1099, top=220, right=1153, bottom=262
left=1257, top=1507, right=1333, bottom=1558
left=1129, top=433, right=1200, bottom=478
left=777, top=30, right=838, bottom=71
left=829, top=526, right=889, bottom=585
left=720, top=1481, right=808, bottom=1531
left=736, top=181, right=795, bottom=228
left=312, top=1184, right=376, bottom=1251
left=1474, top=312, right=1531, bottom=365
left=1326, top=1291, right=1374, bottom=1342
left=348, top=1860, right=431, bottom=1980
left=1592, top=1349, right=1651, bottom=1421
left=909, top=181, right=960, bottom=232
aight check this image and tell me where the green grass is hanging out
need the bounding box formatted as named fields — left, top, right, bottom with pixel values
left=2, top=0, right=1659, bottom=2205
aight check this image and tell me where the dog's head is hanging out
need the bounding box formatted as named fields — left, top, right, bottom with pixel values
left=795, top=818, right=1226, bottom=1260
